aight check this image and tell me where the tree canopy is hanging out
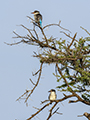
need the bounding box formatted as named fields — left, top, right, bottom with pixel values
left=5, top=16, right=90, bottom=120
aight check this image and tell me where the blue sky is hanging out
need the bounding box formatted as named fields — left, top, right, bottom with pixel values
left=0, top=0, right=90, bottom=120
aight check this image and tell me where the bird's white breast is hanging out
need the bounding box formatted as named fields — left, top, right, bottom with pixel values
left=50, top=91, right=56, bottom=100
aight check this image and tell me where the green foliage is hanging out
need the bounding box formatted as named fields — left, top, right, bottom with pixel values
left=82, top=94, right=90, bottom=102
left=12, top=22, right=90, bottom=104
left=39, top=28, right=90, bottom=102
left=67, top=87, right=73, bottom=92
left=52, top=29, right=90, bottom=101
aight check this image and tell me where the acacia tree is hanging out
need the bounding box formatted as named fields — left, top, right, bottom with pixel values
left=5, top=16, right=90, bottom=120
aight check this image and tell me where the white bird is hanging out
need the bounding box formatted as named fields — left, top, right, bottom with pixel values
left=48, top=89, right=57, bottom=101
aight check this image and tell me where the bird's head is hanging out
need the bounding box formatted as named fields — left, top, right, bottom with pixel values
left=48, top=89, right=56, bottom=93
left=31, top=10, right=40, bottom=15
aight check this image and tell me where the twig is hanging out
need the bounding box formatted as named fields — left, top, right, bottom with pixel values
left=16, top=89, right=30, bottom=101
left=68, top=100, right=79, bottom=103
left=47, top=102, right=58, bottom=120
left=68, top=32, right=77, bottom=49
left=43, top=21, right=71, bottom=33
left=4, top=40, right=23, bottom=46
left=27, top=102, right=51, bottom=120
left=80, top=26, right=90, bottom=35
left=56, top=63, right=69, bottom=87
left=32, top=69, right=41, bottom=76
left=56, top=112, right=63, bottom=115
left=33, top=106, right=40, bottom=110
left=77, top=115, right=83, bottom=117
left=27, top=16, right=34, bottom=22
left=29, top=79, right=35, bottom=85
left=60, top=31, right=78, bottom=42
left=41, top=100, right=50, bottom=104
left=52, top=107, right=59, bottom=115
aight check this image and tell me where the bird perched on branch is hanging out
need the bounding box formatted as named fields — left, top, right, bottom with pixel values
left=48, top=89, right=57, bottom=102
left=31, top=10, right=42, bottom=27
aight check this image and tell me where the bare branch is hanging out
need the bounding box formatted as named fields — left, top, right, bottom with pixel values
left=40, top=27, right=48, bottom=45
left=52, top=107, right=59, bottom=115
left=33, top=28, right=39, bottom=40
left=41, top=100, right=50, bottom=104
left=80, top=26, right=90, bottom=35
left=68, top=100, right=79, bottom=103
left=60, top=31, right=78, bottom=42
left=4, top=40, right=23, bottom=46
left=16, top=89, right=30, bottom=101
left=78, top=112, right=90, bottom=120
left=32, top=69, right=41, bottom=76
left=27, top=94, right=76, bottom=120
left=27, top=102, right=51, bottom=120
left=71, top=92, right=90, bottom=105
left=27, top=16, right=34, bottom=22
left=43, top=21, right=71, bottom=33
left=33, top=106, right=40, bottom=110
left=29, top=79, right=35, bottom=85
left=77, top=115, right=84, bottom=117
left=47, top=102, right=58, bottom=120
left=56, top=112, right=63, bottom=115
left=25, top=62, right=43, bottom=103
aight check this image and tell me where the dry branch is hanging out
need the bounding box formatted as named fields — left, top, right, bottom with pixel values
left=43, top=21, right=71, bottom=33
left=25, top=62, right=43, bottom=103
left=56, top=63, right=69, bottom=87
left=60, top=31, right=78, bottom=42
left=80, top=26, right=90, bottom=35
left=68, top=32, right=77, bottom=49
left=47, top=102, right=58, bottom=120
left=27, top=102, right=51, bottom=120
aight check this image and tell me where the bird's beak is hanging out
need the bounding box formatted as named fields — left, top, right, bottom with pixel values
left=48, top=90, right=51, bottom=92
left=31, top=12, right=34, bottom=14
